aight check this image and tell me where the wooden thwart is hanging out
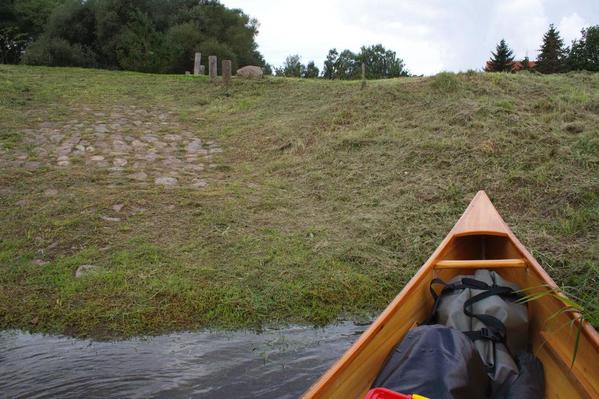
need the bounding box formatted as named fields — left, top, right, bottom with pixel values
left=434, top=258, right=527, bottom=269
left=303, top=191, right=599, bottom=399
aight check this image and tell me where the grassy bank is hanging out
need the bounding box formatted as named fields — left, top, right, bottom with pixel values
left=1, top=65, right=598, bottom=339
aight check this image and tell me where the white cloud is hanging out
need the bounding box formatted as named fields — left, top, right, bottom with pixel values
left=223, top=0, right=598, bottom=75
left=559, top=13, right=588, bottom=44
left=488, top=0, right=548, bottom=59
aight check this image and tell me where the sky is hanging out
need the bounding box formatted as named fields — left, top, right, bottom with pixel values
left=223, top=0, right=598, bottom=75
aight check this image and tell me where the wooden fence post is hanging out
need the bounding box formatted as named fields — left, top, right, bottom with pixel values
left=222, top=60, right=232, bottom=85
left=361, top=62, right=366, bottom=89
left=194, top=53, right=202, bottom=76
left=208, top=56, right=217, bottom=82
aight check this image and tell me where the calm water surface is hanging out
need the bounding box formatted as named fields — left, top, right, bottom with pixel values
left=0, top=322, right=366, bottom=398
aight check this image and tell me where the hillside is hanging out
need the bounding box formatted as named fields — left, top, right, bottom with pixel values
left=1, top=65, right=598, bottom=338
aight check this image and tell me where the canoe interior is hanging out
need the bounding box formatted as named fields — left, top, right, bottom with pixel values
left=304, top=232, right=599, bottom=399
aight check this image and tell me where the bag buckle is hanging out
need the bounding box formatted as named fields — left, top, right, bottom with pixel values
left=479, top=327, right=503, bottom=342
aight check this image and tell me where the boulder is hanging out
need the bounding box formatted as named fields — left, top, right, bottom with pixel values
left=236, top=66, right=263, bottom=79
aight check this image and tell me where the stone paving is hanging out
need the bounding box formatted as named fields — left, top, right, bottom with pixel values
left=5, top=105, right=222, bottom=189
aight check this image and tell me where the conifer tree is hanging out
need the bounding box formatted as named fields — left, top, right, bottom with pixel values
left=537, top=24, right=567, bottom=73
left=485, top=39, right=515, bottom=72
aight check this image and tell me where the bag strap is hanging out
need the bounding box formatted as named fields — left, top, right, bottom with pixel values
left=463, top=286, right=516, bottom=341
left=425, top=277, right=520, bottom=335
left=425, top=276, right=522, bottom=374
left=424, top=278, right=458, bottom=324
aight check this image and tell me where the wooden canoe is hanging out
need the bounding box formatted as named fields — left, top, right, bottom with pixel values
left=303, top=191, right=599, bottom=399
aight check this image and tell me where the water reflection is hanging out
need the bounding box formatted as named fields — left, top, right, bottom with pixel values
left=0, top=322, right=366, bottom=398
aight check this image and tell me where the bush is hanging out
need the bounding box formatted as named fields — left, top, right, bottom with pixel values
left=114, top=11, right=165, bottom=73
left=4, top=0, right=265, bottom=73
left=197, top=38, right=237, bottom=74
left=22, top=36, right=97, bottom=67
left=163, top=23, right=203, bottom=74
left=431, top=72, right=460, bottom=93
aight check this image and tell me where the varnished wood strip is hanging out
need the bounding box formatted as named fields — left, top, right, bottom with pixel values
left=303, top=191, right=599, bottom=398
left=434, top=258, right=527, bottom=269
left=539, top=331, right=595, bottom=399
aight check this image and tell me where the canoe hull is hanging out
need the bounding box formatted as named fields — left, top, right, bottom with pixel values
left=303, top=191, right=599, bottom=399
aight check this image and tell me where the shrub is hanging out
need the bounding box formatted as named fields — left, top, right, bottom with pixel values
left=114, top=11, right=165, bottom=73
left=196, top=38, right=237, bottom=75
left=431, top=72, right=460, bottom=93
left=163, top=23, right=202, bottom=74
left=22, top=36, right=97, bottom=67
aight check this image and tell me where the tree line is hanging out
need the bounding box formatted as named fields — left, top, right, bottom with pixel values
left=274, top=44, right=410, bottom=79
left=486, top=24, right=599, bottom=73
left=2, top=2, right=598, bottom=78
left=0, top=0, right=266, bottom=73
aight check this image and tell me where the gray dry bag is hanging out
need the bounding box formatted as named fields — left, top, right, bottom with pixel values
left=426, top=269, right=529, bottom=387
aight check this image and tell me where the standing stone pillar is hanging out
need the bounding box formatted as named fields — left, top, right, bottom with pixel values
left=194, top=53, right=202, bottom=76
left=208, top=56, right=217, bottom=82
left=222, top=60, right=232, bottom=85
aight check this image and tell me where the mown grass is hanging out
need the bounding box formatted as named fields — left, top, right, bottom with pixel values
left=1, top=66, right=598, bottom=339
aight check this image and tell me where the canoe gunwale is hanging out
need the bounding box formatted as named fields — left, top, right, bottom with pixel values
left=302, top=191, right=599, bottom=399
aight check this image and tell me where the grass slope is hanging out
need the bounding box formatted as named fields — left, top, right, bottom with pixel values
left=1, top=65, right=598, bottom=339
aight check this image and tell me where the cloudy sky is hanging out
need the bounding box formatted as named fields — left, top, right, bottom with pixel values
left=224, top=0, right=598, bottom=75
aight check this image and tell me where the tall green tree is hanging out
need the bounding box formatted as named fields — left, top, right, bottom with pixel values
left=163, top=22, right=202, bottom=73
left=0, top=0, right=65, bottom=63
left=303, top=61, right=319, bottom=78
left=22, top=0, right=97, bottom=67
left=335, top=49, right=360, bottom=79
left=537, top=24, right=567, bottom=73
left=358, top=44, right=408, bottom=78
left=115, top=10, right=165, bottom=73
left=568, top=25, right=599, bottom=72
left=0, top=26, right=28, bottom=64
left=18, top=0, right=267, bottom=73
left=276, top=54, right=303, bottom=77
left=322, top=48, right=338, bottom=79
left=321, top=44, right=408, bottom=79
left=485, top=39, right=515, bottom=72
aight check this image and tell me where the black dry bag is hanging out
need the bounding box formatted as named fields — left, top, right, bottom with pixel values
left=371, top=324, right=490, bottom=399
left=492, top=352, right=545, bottom=399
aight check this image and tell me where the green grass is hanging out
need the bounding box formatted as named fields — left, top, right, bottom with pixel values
left=1, top=65, right=598, bottom=339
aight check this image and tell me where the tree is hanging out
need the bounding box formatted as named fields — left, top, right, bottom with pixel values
left=0, top=0, right=65, bottom=64
left=335, top=49, right=360, bottom=79
left=262, top=63, right=273, bottom=75
left=322, top=48, right=338, bottom=79
left=537, top=24, right=567, bottom=74
left=358, top=44, right=408, bottom=78
left=21, top=0, right=97, bottom=67
left=485, top=39, right=514, bottom=72
left=115, top=10, right=166, bottom=73
left=163, top=22, right=202, bottom=73
left=568, top=25, right=599, bottom=72
left=277, top=54, right=303, bottom=77
left=321, top=44, right=408, bottom=80
left=17, top=0, right=267, bottom=73
left=303, top=61, right=319, bottom=78
left=21, top=36, right=97, bottom=67
left=0, top=26, right=29, bottom=64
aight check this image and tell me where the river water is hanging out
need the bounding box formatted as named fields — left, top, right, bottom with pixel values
left=0, top=322, right=367, bottom=399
